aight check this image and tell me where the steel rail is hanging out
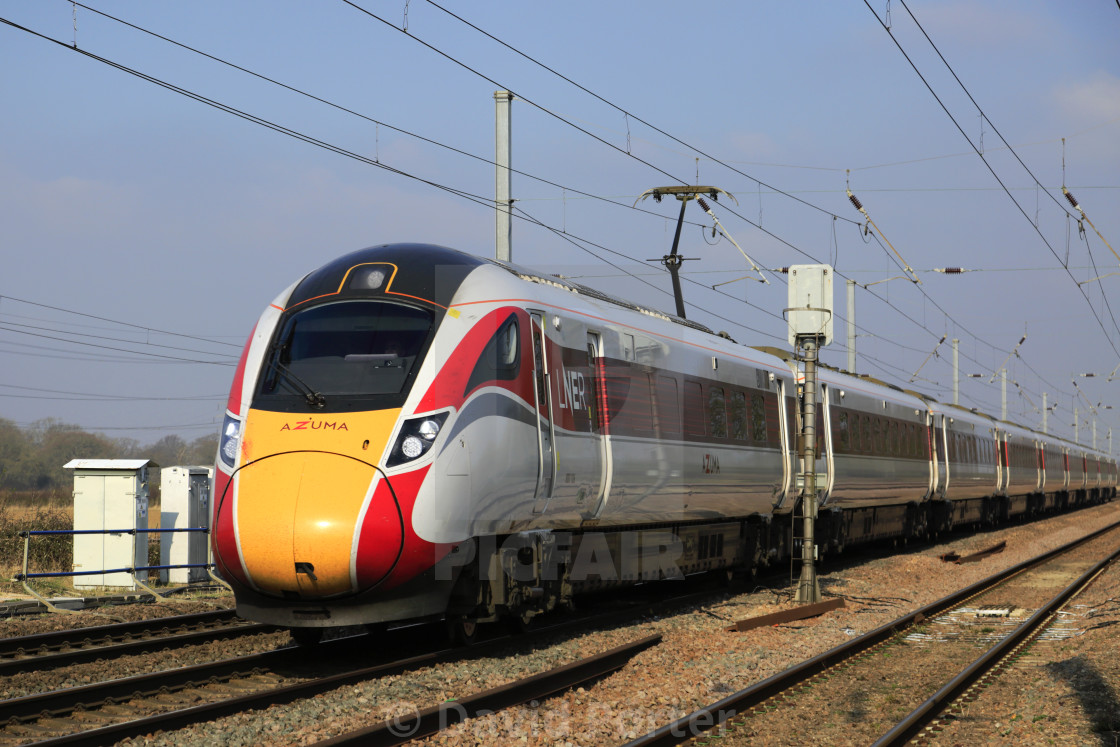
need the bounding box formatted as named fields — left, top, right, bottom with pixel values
left=0, top=609, right=238, bottom=659
left=0, top=620, right=276, bottom=675
left=623, top=519, right=1120, bottom=746
left=4, top=581, right=701, bottom=745
left=0, top=644, right=303, bottom=725
left=315, top=634, right=662, bottom=746
left=873, top=543, right=1120, bottom=746
left=12, top=630, right=655, bottom=746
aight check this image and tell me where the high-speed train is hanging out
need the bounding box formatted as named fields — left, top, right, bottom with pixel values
left=210, top=243, right=1116, bottom=641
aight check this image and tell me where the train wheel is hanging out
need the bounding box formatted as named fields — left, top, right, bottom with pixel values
left=447, top=617, right=479, bottom=646
left=289, top=627, right=323, bottom=646
left=504, top=608, right=536, bottom=635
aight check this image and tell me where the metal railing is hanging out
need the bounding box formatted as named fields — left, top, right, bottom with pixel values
left=13, top=527, right=231, bottom=613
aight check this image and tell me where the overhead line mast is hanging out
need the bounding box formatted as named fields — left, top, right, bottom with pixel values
left=636, top=186, right=766, bottom=319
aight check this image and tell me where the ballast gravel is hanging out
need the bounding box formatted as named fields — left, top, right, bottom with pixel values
left=3, top=503, right=1118, bottom=746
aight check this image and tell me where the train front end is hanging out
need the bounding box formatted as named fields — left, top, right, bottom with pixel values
left=211, top=244, right=484, bottom=630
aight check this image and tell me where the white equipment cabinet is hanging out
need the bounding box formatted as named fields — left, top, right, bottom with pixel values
left=159, top=466, right=213, bottom=583
left=65, top=459, right=152, bottom=590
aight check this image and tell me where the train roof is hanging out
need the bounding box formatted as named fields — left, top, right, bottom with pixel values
left=488, top=257, right=720, bottom=336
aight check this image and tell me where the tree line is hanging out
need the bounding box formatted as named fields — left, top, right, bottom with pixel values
left=0, top=417, right=218, bottom=492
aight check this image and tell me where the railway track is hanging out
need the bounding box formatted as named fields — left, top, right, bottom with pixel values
left=625, top=520, right=1120, bottom=746
left=0, top=609, right=277, bottom=676
left=0, top=580, right=704, bottom=745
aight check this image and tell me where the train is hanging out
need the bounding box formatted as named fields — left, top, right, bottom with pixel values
left=210, top=243, right=1117, bottom=643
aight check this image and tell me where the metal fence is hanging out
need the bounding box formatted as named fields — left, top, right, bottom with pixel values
left=13, top=527, right=230, bottom=612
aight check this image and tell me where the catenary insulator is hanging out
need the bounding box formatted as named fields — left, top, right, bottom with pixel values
left=1065, top=190, right=1080, bottom=210
left=848, top=192, right=863, bottom=211
left=696, top=197, right=711, bottom=212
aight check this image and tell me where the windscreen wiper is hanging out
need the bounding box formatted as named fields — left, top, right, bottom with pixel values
left=269, top=358, right=326, bottom=409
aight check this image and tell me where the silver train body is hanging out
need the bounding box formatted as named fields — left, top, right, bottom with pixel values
left=213, top=244, right=1116, bottom=632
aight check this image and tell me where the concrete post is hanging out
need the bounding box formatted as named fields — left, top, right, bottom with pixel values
left=1001, top=369, right=1007, bottom=421
left=846, top=279, right=856, bottom=373
left=494, top=91, right=513, bottom=262
left=952, top=339, right=959, bottom=406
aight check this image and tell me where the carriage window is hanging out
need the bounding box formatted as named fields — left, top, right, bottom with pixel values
left=708, top=387, right=727, bottom=438
left=838, top=411, right=850, bottom=451
left=729, top=391, right=747, bottom=441
left=861, top=415, right=872, bottom=454
left=750, top=392, right=768, bottom=443
left=656, top=376, right=681, bottom=436
left=683, top=381, right=705, bottom=436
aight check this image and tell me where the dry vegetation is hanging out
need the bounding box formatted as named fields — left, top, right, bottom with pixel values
left=1, top=490, right=162, bottom=599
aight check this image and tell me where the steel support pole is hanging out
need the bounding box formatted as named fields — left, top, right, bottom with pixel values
left=1043, top=392, right=1048, bottom=434
left=1001, top=369, right=1007, bottom=421
left=952, top=338, right=959, bottom=406
left=494, top=91, right=513, bottom=262
left=846, top=279, right=856, bottom=373
left=796, top=336, right=821, bottom=603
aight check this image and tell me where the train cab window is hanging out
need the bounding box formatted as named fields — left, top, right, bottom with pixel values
left=708, top=387, right=728, bottom=438
left=750, top=392, right=768, bottom=443
left=257, top=300, right=433, bottom=408
left=729, top=391, right=747, bottom=441
left=465, top=314, right=520, bottom=394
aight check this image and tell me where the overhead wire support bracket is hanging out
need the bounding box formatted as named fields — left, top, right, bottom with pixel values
left=845, top=187, right=921, bottom=285
left=909, top=334, right=947, bottom=382
left=636, top=186, right=767, bottom=319
left=988, top=333, right=1027, bottom=384
left=1063, top=187, right=1120, bottom=267
left=695, top=196, right=770, bottom=286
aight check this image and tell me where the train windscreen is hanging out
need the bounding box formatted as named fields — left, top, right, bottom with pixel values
left=256, top=300, right=434, bottom=409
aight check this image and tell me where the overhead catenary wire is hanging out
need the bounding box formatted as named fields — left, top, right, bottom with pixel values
left=0, top=293, right=240, bottom=349
left=1, top=7, right=1108, bottom=438
left=862, top=0, right=1120, bottom=363
left=394, top=0, right=1095, bottom=413
left=43, top=4, right=1079, bottom=412
left=63, top=2, right=712, bottom=234
left=417, top=0, right=862, bottom=227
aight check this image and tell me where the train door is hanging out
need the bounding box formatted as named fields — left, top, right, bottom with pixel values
left=775, top=378, right=797, bottom=510
left=995, top=432, right=1007, bottom=494
left=929, top=414, right=946, bottom=498
left=582, top=331, right=614, bottom=520
left=529, top=311, right=557, bottom=513
left=1036, top=440, right=1045, bottom=492
left=819, top=384, right=835, bottom=504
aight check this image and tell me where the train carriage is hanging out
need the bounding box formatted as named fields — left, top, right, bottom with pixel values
left=212, top=243, right=1115, bottom=639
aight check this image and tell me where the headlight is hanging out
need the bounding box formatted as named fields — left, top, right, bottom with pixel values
left=388, top=413, right=448, bottom=467
left=219, top=414, right=242, bottom=470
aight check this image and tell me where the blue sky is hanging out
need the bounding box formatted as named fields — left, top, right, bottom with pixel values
left=1, top=1, right=1118, bottom=447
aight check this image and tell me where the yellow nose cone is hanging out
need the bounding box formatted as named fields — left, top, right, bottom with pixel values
left=236, top=451, right=380, bottom=597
